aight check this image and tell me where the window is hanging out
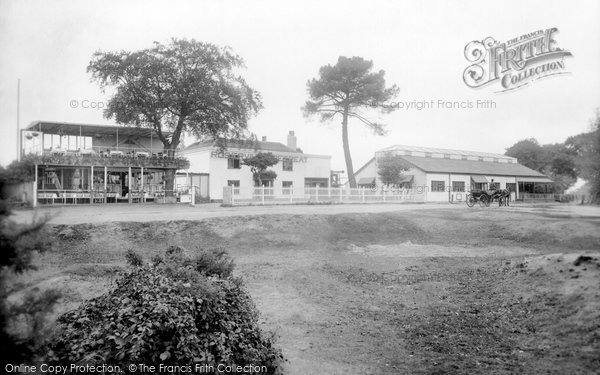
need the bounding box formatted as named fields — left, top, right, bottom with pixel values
left=506, top=183, right=516, bottom=192
left=490, top=182, right=500, bottom=190
left=452, top=181, right=465, bottom=192
left=282, top=158, right=293, bottom=171
left=227, top=156, right=241, bottom=169
left=282, top=181, right=293, bottom=194
left=431, top=180, right=445, bottom=192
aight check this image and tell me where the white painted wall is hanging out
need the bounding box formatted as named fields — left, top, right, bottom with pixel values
left=180, top=147, right=331, bottom=200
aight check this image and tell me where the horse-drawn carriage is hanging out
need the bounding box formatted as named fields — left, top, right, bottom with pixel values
left=466, top=188, right=511, bottom=207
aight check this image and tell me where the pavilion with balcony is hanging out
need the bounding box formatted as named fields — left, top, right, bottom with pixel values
left=21, top=121, right=189, bottom=205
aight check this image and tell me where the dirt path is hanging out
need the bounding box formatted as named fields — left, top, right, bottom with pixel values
left=13, top=207, right=600, bottom=374
left=12, top=201, right=600, bottom=226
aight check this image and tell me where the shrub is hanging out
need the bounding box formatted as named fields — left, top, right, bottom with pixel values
left=46, top=248, right=283, bottom=373
left=124, top=249, right=143, bottom=267
left=194, top=248, right=235, bottom=278
left=0, top=201, right=55, bottom=366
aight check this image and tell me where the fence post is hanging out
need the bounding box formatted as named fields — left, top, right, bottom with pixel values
left=191, top=185, right=196, bottom=206
left=290, top=187, right=293, bottom=204
left=383, top=186, right=386, bottom=202
left=261, top=187, right=265, bottom=205
left=361, top=187, right=365, bottom=203
left=328, top=184, right=331, bottom=202
left=339, top=186, right=343, bottom=203
left=315, top=184, right=319, bottom=202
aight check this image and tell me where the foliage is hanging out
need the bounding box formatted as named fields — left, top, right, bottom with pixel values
left=193, top=248, right=235, bottom=278
left=87, top=38, right=262, bottom=193
left=566, top=111, right=600, bottom=200
left=242, top=152, right=279, bottom=187
left=303, top=56, right=399, bottom=187
left=0, top=159, right=35, bottom=191
left=505, top=138, right=578, bottom=192
left=0, top=202, right=55, bottom=366
left=125, top=249, right=144, bottom=267
left=376, top=154, right=411, bottom=186
left=47, top=248, right=283, bottom=373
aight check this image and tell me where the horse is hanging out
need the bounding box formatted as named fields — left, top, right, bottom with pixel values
left=488, top=188, right=511, bottom=207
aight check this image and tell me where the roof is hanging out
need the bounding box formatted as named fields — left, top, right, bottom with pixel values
left=353, top=157, right=375, bottom=177
left=400, top=155, right=547, bottom=177
left=376, top=144, right=516, bottom=163
left=26, top=121, right=170, bottom=138
left=185, top=138, right=300, bottom=154
left=357, top=177, right=376, bottom=185
left=471, top=175, right=488, bottom=183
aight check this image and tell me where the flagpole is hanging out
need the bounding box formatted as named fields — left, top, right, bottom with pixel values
left=17, top=78, right=21, bottom=161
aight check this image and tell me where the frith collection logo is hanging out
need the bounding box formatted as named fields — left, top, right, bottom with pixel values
left=463, top=27, right=572, bottom=92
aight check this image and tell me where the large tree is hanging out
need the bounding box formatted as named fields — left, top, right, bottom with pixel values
left=505, top=138, right=578, bottom=192
left=302, top=56, right=399, bottom=188
left=87, top=38, right=262, bottom=193
left=566, top=110, right=600, bottom=200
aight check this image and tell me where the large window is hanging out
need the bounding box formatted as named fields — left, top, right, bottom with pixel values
left=506, top=183, right=516, bottom=192
left=227, top=156, right=241, bottom=169
left=282, top=158, right=293, bottom=171
left=431, top=180, right=445, bottom=192
left=452, top=181, right=465, bottom=192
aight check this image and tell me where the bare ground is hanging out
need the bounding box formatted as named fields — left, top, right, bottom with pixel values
left=10, top=205, right=600, bottom=374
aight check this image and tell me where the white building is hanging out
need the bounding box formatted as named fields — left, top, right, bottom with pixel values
left=353, top=145, right=554, bottom=202
left=179, top=131, right=332, bottom=201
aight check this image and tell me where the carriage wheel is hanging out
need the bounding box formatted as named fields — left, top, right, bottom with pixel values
left=466, top=194, right=475, bottom=207
left=479, top=194, right=489, bottom=207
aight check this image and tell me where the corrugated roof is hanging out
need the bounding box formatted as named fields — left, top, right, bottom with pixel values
left=26, top=121, right=170, bottom=138
left=185, top=138, right=300, bottom=154
left=400, top=155, right=547, bottom=177
left=377, top=144, right=516, bottom=161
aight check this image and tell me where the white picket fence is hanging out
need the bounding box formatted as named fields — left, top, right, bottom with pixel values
left=228, top=186, right=425, bottom=206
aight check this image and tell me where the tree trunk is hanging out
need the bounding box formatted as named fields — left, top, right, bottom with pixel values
left=164, top=143, right=177, bottom=196
left=342, top=107, right=357, bottom=188
left=164, top=169, right=175, bottom=197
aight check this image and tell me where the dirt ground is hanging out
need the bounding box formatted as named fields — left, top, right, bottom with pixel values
left=10, top=204, right=600, bottom=374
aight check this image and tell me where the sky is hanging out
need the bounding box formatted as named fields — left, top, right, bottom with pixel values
left=1, top=0, right=599, bottom=172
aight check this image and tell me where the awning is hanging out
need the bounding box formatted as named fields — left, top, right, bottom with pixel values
left=357, top=177, right=376, bottom=185
left=398, top=175, right=414, bottom=183
left=516, top=177, right=554, bottom=183
left=471, top=175, right=488, bottom=184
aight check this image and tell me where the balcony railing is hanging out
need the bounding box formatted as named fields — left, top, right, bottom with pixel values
left=24, top=147, right=189, bottom=169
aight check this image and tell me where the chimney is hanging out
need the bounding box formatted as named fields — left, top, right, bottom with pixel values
left=287, top=130, right=297, bottom=150
left=261, top=136, right=267, bottom=142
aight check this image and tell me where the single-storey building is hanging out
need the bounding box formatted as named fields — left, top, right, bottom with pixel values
left=353, top=145, right=554, bottom=202
left=178, top=131, right=332, bottom=201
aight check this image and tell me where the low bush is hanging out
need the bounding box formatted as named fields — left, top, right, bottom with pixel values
left=46, top=248, right=283, bottom=373
left=124, top=249, right=143, bottom=267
